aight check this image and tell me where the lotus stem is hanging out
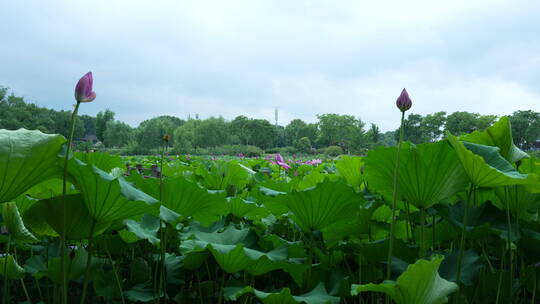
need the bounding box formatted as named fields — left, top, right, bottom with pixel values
left=156, top=139, right=168, bottom=303
left=61, top=101, right=80, bottom=304
left=79, top=220, right=96, bottom=304
left=2, top=234, right=11, bottom=304
left=20, top=278, right=31, bottom=304
left=156, top=225, right=168, bottom=304
left=432, top=214, right=436, bottom=251
left=386, top=111, right=405, bottom=281
left=106, top=246, right=126, bottom=304
left=420, top=207, right=425, bottom=257
left=456, top=185, right=475, bottom=286
left=504, top=186, right=513, bottom=302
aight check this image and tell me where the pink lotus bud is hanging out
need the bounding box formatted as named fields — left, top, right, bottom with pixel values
left=75, top=72, right=96, bottom=103
left=396, top=88, right=412, bottom=112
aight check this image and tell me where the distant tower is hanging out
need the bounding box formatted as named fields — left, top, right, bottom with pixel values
left=274, top=108, right=278, bottom=127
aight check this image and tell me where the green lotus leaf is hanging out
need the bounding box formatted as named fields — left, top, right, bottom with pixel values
left=446, top=133, right=537, bottom=188
left=364, top=141, right=468, bottom=209
left=161, top=176, right=227, bottom=225
left=127, top=173, right=227, bottom=226
left=227, top=197, right=269, bottom=220
left=445, top=201, right=517, bottom=241
left=0, top=255, right=26, bottom=279
left=44, top=248, right=105, bottom=283
left=265, top=180, right=360, bottom=232
left=24, top=255, right=47, bottom=278
left=125, top=283, right=155, bottom=303
left=2, top=201, right=38, bottom=243
left=67, top=158, right=159, bottom=222
left=124, top=214, right=160, bottom=245
left=351, top=256, right=458, bottom=304
left=295, top=170, right=326, bottom=191
left=225, top=282, right=339, bottom=304
left=74, top=151, right=124, bottom=173
left=438, top=250, right=483, bottom=286
left=130, top=257, right=151, bottom=284
left=460, top=116, right=528, bottom=163
left=24, top=193, right=111, bottom=240
left=518, top=157, right=540, bottom=193
left=181, top=225, right=289, bottom=274
left=495, top=184, right=540, bottom=221
left=335, top=155, right=364, bottom=189
left=197, top=160, right=250, bottom=191
left=0, top=129, right=65, bottom=203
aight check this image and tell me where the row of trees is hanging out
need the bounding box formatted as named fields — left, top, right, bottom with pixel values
left=1, top=86, right=539, bottom=153
left=399, top=111, right=540, bottom=149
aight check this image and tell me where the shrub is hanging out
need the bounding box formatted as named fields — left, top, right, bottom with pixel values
left=325, top=145, right=343, bottom=156
left=195, top=145, right=263, bottom=157
left=123, top=140, right=151, bottom=155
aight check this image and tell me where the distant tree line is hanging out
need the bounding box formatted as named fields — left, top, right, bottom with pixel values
left=1, top=86, right=539, bottom=155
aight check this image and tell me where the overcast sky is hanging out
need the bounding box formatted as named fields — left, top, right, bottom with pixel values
left=1, top=0, right=539, bottom=131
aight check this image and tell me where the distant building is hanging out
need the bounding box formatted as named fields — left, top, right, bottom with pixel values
left=78, top=134, right=98, bottom=143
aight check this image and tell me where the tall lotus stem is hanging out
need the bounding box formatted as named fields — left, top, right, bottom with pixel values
left=79, top=220, right=96, bottom=304
left=156, top=135, right=169, bottom=303
left=456, top=185, right=475, bottom=286
left=386, top=88, right=411, bottom=283
left=2, top=235, right=12, bottom=304
left=386, top=110, right=405, bottom=280
left=504, top=186, right=514, bottom=301
left=61, top=72, right=96, bottom=304
left=60, top=101, right=80, bottom=303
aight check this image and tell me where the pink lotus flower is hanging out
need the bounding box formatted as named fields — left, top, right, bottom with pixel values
left=270, top=153, right=290, bottom=170
left=305, top=159, right=322, bottom=166
left=396, top=88, right=412, bottom=112
left=75, top=72, right=96, bottom=103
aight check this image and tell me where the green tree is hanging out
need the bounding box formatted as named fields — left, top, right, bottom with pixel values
left=79, top=115, right=97, bottom=135
left=366, top=123, right=381, bottom=144
left=316, top=114, right=366, bottom=152
left=95, top=109, right=115, bottom=142
left=510, top=110, right=540, bottom=149
left=445, top=111, right=479, bottom=135
left=285, top=119, right=307, bottom=146
left=397, top=113, right=426, bottom=144
left=476, top=114, right=498, bottom=130
left=295, top=136, right=312, bottom=153
left=247, top=119, right=277, bottom=149
left=193, top=117, right=231, bottom=148
left=421, top=111, right=446, bottom=142
left=173, top=120, right=196, bottom=153
left=231, top=116, right=251, bottom=145
left=136, top=116, right=183, bottom=150
left=103, top=120, right=133, bottom=147
left=53, top=110, right=85, bottom=139
left=380, top=131, right=397, bottom=146
left=445, top=112, right=496, bottom=135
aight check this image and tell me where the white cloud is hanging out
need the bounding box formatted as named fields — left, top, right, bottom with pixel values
left=0, top=0, right=539, bottom=131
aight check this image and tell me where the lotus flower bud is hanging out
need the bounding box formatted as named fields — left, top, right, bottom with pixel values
left=74, top=72, right=96, bottom=103
left=396, top=88, right=412, bottom=112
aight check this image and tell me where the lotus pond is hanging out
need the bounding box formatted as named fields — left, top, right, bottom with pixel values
left=0, top=116, right=539, bottom=304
